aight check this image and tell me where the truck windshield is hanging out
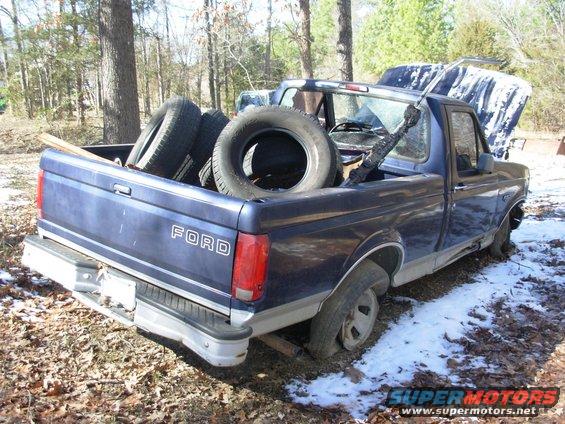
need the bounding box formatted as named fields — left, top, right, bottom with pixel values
left=332, top=92, right=429, bottom=162
left=280, top=88, right=429, bottom=163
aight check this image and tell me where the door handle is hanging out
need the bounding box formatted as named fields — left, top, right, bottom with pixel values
left=113, top=183, right=131, bottom=196
left=453, top=183, right=468, bottom=192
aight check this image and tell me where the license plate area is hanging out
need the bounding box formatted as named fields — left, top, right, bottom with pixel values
left=100, top=268, right=137, bottom=311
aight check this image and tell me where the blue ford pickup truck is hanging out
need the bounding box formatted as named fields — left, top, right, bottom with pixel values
left=22, top=80, right=528, bottom=366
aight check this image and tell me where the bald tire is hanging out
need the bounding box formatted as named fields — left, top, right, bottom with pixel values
left=174, top=109, right=229, bottom=185
left=126, top=97, right=201, bottom=178
left=212, top=106, right=338, bottom=199
left=489, top=216, right=511, bottom=259
left=308, top=261, right=389, bottom=360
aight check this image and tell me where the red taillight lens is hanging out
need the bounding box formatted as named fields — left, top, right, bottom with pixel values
left=338, top=83, right=369, bottom=92
left=232, top=233, right=270, bottom=302
left=36, top=169, right=45, bottom=219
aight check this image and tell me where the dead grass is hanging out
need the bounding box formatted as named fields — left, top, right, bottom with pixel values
left=0, top=114, right=103, bottom=155
left=0, top=120, right=563, bottom=423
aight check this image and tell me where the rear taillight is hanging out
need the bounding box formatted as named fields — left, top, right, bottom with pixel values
left=36, top=169, right=45, bottom=219
left=232, top=233, right=270, bottom=302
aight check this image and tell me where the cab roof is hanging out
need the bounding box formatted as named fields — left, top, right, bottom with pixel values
left=274, top=79, right=472, bottom=108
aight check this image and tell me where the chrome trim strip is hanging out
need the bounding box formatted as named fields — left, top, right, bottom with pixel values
left=39, top=228, right=231, bottom=316
left=231, top=290, right=331, bottom=336
left=318, top=242, right=405, bottom=310
left=497, top=196, right=526, bottom=229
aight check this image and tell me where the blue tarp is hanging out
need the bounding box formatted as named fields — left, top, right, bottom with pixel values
left=378, top=64, right=532, bottom=151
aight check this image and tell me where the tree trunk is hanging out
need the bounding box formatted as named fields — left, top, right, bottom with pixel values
left=298, top=0, right=314, bottom=79
left=99, top=0, right=141, bottom=144
left=10, top=0, right=32, bottom=118
left=156, top=36, right=165, bottom=105
left=264, top=0, right=272, bottom=84
left=336, top=0, right=353, bottom=81
left=95, top=68, right=101, bottom=116
left=196, top=63, right=202, bottom=108
left=204, top=0, right=216, bottom=108
left=223, top=26, right=229, bottom=114
left=141, top=34, right=151, bottom=116
left=70, top=0, right=85, bottom=125
left=212, top=0, right=221, bottom=110
left=163, top=0, right=171, bottom=98
left=134, top=7, right=151, bottom=116
left=0, top=19, right=9, bottom=86
left=37, top=67, right=46, bottom=110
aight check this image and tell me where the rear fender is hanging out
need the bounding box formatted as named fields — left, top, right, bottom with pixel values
left=319, top=232, right=404, bottom=310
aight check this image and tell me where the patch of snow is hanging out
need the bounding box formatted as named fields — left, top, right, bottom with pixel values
left=0, top=269, right=14, bottom=282
left=0, top=177, right=27, bottom=207
left=287, top=223, right=563, bottom=417
left=390, top=296, right=420, bottom=306
left=287, top=151, right=564, bottom=418
left=31, top=276, right=50, bottom=286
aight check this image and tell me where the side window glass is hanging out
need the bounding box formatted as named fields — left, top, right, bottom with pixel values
left=280, top=88, right=324, bottom=125
left=451, top=112, right=478, bottom=174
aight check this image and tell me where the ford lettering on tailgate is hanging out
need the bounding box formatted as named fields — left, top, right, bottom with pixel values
left=171, top=224, right=231, bottom=256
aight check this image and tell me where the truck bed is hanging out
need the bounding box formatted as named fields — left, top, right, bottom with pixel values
left=38, top=148, right=245, bottom=314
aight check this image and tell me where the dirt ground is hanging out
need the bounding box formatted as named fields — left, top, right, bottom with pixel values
left=0, top=117, right=563, bottom=423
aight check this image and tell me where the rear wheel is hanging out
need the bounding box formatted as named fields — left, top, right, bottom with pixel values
left=308, top=261, right=389, bottom=359
left=339, top=287, right=379, bottom=350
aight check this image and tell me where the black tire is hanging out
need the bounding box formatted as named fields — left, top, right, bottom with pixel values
left=243, top=137, right=343, bottom=186
left=126, top=97, right=201, bottom=178
left=198, top=158, right=217, bottom=190
left=242, top=135, right=306, bottom=177
left=308, top=261, right=389, bottom=360
left=212, top=106, right=338, bottom=199
left=489, top=216, right=511, bottom=259
left=174, top=109, right=229, bottom=185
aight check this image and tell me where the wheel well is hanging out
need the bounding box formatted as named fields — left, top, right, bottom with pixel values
left=366, top=245, right=403, bottom=279
left=509, top=202, right=525, bottom=230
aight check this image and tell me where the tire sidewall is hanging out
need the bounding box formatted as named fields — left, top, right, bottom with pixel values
left=127, top=102, right=169, bottom=166
left=135, top=105, right=177, bottom=168
left=213, top=107, right=336, bottom=198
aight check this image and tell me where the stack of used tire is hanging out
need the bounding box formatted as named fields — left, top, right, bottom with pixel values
left=126, top=97, right=343, bottom=199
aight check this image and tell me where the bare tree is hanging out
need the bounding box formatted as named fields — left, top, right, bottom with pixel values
left=204, top=0, right=216, bottom=108
left=9, top=0, right=32, bottom=117
left=156, top=35, right=165, bottom=104
left=99, top=0, right=141, bottom=144
left=264, top=0, right=272, bottom=84
left=212, top=0, right=221, bottom=109
left=298, top=0, right=314, bottom=79
left=0, top=19, right=9, bottom=87
left=337, top=0, right=353, bottom=81
left=133, top=2, right=152, bottom=116
left=70, top=0, right=85, bottom=125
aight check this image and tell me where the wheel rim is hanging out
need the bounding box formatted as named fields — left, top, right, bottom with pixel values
left=339, top=288, right=379, bottom=351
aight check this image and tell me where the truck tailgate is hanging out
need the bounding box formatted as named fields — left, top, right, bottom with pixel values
left=37, top=149, right=245, bottom=313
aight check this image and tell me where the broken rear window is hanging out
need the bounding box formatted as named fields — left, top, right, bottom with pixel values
left=332, top=93, right=430, bottom=163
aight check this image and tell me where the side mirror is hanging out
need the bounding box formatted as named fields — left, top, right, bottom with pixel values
left=478, top=152, right=494, bottom=174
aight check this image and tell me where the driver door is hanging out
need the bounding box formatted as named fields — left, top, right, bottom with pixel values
left=442, top=107, right=499, bottom=249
